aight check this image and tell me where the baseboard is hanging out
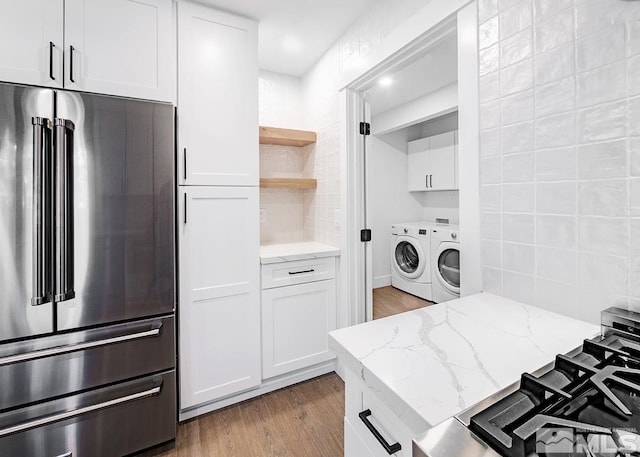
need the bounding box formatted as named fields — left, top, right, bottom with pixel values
left=373, top=275, right=391, bottom=289
left=179, top=360, right=337, bottom=421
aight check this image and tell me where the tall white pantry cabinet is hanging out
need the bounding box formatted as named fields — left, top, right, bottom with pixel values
left=176, top=2, right=260, bottom=415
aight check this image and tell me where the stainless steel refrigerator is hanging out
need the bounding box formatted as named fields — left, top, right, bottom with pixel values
left=0, top=82, right=176, bottom=455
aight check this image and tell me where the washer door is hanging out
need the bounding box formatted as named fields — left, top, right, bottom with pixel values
left=435, top=244, right=460, bottom=293
left=393, top=236, right=426, bottom=279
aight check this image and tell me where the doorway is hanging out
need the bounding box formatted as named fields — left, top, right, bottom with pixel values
left=339, top=1, right=481, bottom=325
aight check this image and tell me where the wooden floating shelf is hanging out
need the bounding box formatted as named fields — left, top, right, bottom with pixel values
left=259, top=126, right=317, bottom=147
left=260, top=178, right=317, bottom=189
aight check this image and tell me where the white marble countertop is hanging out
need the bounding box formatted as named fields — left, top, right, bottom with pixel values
left=260, top=241, right=340, bottom=264
left=329, top=293, right=599, bottom=433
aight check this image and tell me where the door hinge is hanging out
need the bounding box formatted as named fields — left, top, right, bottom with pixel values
left=360, top=229, right=372, bottom=242
left=359, top=122, right=370, bottom=136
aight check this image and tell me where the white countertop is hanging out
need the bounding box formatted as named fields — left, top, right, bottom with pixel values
left=260, top=241, right=340, bottom=264
left=329, top=293, right=599, bottom=433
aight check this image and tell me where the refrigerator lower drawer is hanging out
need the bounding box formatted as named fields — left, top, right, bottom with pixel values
left=0, top=315, right=175, bottom=411
left=0, top=370, right=176, bottom=457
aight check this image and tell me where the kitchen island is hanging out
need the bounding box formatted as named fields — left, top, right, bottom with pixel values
left=329, top=293, right=599, bottom=457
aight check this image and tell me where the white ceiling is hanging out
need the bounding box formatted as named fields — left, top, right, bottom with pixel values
left=365, top=33, right=458, bottom=115
left=195, top=0, right=377, bottom=76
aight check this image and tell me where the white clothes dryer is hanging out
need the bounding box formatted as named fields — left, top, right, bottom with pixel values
left=390, top=222, right=433, bottom=301
left=431, top=227, right=460, bottom=303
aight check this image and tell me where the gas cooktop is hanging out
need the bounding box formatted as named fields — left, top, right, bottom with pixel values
left=414, top=307, right=640, bottom=457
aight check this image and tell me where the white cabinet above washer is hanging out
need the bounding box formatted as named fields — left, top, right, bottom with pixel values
left=408, top=131, right=458, bottom=192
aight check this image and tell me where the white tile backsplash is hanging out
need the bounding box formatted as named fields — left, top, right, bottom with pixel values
left=536, top=246, right=577, bottom=284
left=480, top=0, right=640, bottom=323
left=534, top=43, right=575, bottom=85
left=535, top=77, right=575, bottom=117
left=535, top=147, right=577, bottom=181
left=537, top=182, right=577, bottom=215
left=534, top=8, right=574, bottom=53
left=535, top=112, right=576, bottom=149
left=578, top=216, right=629, bottom=256
left=502, top=122, right=535, bottom=154
left=500, top=1, right=532, bottom=39
left=578, top=179, right=628, bottom=217
left=577, top=101, right=626, bottom=143
left=501, top=90, right=534, bottom=125
left=576, top=25, right=626, bottom=73
left=480, top=16, right=501, bottom=50
left=536, top=215, right=577, bottom=249
left=577, top=140, right=628, bottom=179
left=503, top=183, right=535, bottom=212
left=503, top=242, right=535, bottom=274
left=502, top=213, right=534, bottom=242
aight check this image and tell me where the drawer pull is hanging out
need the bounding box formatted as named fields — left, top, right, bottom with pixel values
left=0, top=324, right=162, bottom=367
left=359, top=409, right=402, bottom=455
left=0, top=384, right=161, bottom=437
left=288, top=269, right=315, bottom=275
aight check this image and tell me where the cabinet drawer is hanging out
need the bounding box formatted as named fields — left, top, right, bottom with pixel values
left=345, top=373, right=412, bottom=457
left=0, top=316, right=175, bottom=412
left=0, top=370, right=176, bottom=457
left=261, top=257, right=335, bottom=289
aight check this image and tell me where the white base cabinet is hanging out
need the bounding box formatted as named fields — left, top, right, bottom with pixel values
left=344, top=370, right=423, bottom=457
left=262, top=279, right=337, bottom=379
left=261, top=256, right=338, bottom=380
left=178, top=187, right=260, bottom=410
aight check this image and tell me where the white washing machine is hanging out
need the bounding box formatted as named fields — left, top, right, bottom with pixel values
left=390, top=222, right=433, bottom=301
left=431, top=227, right=460, bottom=303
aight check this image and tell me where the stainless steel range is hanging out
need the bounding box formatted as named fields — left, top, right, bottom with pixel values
left=415, top=307, right=640, bottom=457
left=0, top=82, right=176, bottom=456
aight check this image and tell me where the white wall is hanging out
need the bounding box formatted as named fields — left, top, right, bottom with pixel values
left=258, top=71, right=308, bottom=244
left=301, top=0, right=437, bottom=248
left=369, top=130, right=425, bottom=287
left=477, top=0, right=640, bottom=324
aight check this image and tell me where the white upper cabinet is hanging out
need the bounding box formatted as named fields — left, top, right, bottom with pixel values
left=64, top=0, right=173, bottom=101
left=178, top=2, right=258, bottom=186
left=408, top=131, right=458, bottom=192
left=0, top=0, right=172, bottom=101
left=0, top=0, right=64, bottom=88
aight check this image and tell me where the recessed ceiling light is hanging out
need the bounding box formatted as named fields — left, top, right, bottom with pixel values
left=283, top=36, right=303, bottom=53
left=378, top=76, right=393, bottom=87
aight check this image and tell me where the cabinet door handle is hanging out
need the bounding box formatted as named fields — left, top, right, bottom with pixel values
left=425, top=175, right=429, bottom=189
left=69, top=45, right=75, bottom=83
left=49, top=42, right=55, bottom=80
left=288, top=269, right=315, bottom=275
left=183, top=148, right=187, bottom=180
left=429, top=174, right=433, bottom=188
left=358, top=409, right=402, bottom=455
left=184, top=193, right=187, bottom=224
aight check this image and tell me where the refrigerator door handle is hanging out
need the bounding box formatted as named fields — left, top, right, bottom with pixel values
left=0, top=322, right=163, bottom=367
left=54, top=119, right=76, bottom=302
left=0, top=383, right=162, bottom=437
left=31, top=117, right=52, bottom=306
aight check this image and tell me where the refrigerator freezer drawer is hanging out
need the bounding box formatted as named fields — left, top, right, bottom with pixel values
left=0, top=315, right=175, bottom=412
left=0, top=370, right=176, bottom=457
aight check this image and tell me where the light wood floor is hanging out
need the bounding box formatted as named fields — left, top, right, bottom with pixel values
left=136, top=373, right=344, bottom=457
left=373, top=285, right=434, bottom=320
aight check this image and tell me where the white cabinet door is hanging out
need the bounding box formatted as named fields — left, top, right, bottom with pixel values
left=0, top=0, right=63, bottom=87
left=178, top=2, right=258, bottom=186
left=345, top=417, right=376, bottom=457
left=262, top=279, right=337, bottom=379
left=407, top=137, right=430, bottom=191
left=428, top=131, right=456, bottom=191
left=178, top=186, right=260, bottom=410
left=64, top=0, right=173, bottom=101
